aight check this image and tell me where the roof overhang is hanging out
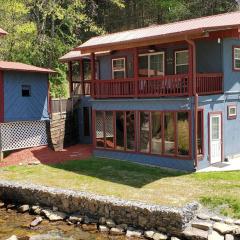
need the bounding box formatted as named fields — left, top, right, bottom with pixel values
left=77, top=26, right=240, bottom=54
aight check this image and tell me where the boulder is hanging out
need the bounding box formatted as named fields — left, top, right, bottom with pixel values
left=197, top=214, right=210, bottom=221
left=106, top=219, right=116, bottom=228
left=110, top=227, right=125, bottom=236
left=182, top=227, right=208, bottom=240
left=6, top=236, right=18, bottom=240
left=144, top=230, right=155, bottom=239
left=41, top=209, right=67, bottom=221
left=98, top=225, right=109, bottom=232
left=234, top=220, right=240, bottom=226
left=99, top=217, right=106, bottom=225
left=30, top=217, right=43, bottom=227
left=211, top=216, right=223, bottom=222
left=0, top=201, right=5, bottom=208
left=152, top=232, right=168, bottom=240
left=224, top=219, right=234, bottom=225
left=191, top=221, right=212, bottom=231
left=68, top=214, right=84, bottom=224
left=225, top=234, right=234, bottom=240
left=18, top=205, right=30, bottom=213
left=6, top=204, right=16, bottom=209
left=207, top=231, right=224, bottom=240
left=213, top=223, right=238, bottom=235
left=126, top=229, right=142, bottom=238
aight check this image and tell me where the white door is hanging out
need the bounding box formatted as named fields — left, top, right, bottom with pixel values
left=210, top=114, right=222, bottom=164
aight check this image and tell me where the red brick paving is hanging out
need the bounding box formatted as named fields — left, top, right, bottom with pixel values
left=0, top=144, right=93, bottom=167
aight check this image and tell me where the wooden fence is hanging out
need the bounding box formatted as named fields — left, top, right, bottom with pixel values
left=49, top=97, right=81, bottom=151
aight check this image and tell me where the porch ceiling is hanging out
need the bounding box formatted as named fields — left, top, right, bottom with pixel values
left=77, top=11, right=240, bottom=54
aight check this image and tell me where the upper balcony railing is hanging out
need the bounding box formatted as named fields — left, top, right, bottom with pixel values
left=91, top=72, right=223, bottom=98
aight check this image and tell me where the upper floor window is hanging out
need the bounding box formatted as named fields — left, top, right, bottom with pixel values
left=175, top=50, right=189, bottom=74
left=22, top=85, right=31, bottom=97
left=233, top=47, right=240, bottom=71
left=139, top=52, right=165, bottom=77
left=112, top=58, right=126, bottom=79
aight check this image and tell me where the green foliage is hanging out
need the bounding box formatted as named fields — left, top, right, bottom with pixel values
left=0, top=0, right=238, bottom=97
left=201, top=196, right=240, bottom=218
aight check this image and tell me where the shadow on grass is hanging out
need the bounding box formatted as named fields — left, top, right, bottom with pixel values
left=48, top=157, right=189, bottom=188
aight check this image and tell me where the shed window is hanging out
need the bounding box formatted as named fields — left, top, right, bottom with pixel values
left=112, top=58, right=126, bottom=79
left=175, top=50, right=189, bottom=74
left=233, top=47, right=240, bottom=70
left=22, top=85, right=31, bottom=97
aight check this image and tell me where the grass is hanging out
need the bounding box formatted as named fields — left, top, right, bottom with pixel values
left=1, top=157, right=240, bottom=218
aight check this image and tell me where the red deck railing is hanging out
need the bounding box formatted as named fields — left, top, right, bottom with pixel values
left=91, top=73, right=223, bottom=98
left=196, top=73, right=223, bottom=95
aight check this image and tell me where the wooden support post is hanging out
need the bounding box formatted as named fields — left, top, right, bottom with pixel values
left=80, top=58, right=85, bottom=95
left=68, top=62, right=73, bottom=96
left=91, top=53, right=96, bottom=97
left=133, top=48, right=139, bottom=97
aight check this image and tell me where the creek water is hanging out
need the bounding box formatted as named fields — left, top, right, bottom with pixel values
left=0, top=208, right=124, bottom=240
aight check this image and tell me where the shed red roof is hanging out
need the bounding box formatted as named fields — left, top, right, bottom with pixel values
left=0, top=28, right=7, bottom=36
left=78, top=11, right=240, bottom=52
left=0, top=61, right=55, bottom=74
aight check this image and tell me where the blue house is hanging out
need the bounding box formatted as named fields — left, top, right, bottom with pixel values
left=0, top=61, right=55, bottom=155
left=61, top=11, right=240, bottom=171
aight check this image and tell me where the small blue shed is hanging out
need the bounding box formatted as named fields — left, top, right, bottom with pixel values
left=0, top=61, right=55, bottom=154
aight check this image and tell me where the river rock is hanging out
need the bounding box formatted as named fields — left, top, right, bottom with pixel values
left=210, top=216, right=223, bottom=222
left=81, top=223, right=98, bottom=231
left=197, top=214, right=210, bottom=220
left=207, top=231, right=224, bottom=240
left=191, top=221, right=212, bottom=231
left=225, top=234, right=234, bottom=240
left=171, top=237, right=181, bottom=240
left=234, top=220, right=240, bottom=226
left=41, top=209, right=67, bottom=221
left=110, top=227, right=125, bottom=236
left=99, top=225, right=109, bottom=232
left=126, top=229, right=143, bottom=238
left=152, top=232, right=168, bottom=240
left=6, top=236, right=18, bottom=240
left=106, top=219, right=116, bottom=228
left=224, top=219, right=234, bottom=225
left=182, top=227, right=208, bottom=240
left=68, top=214, right=84, bottom=224
left=99, top=217, right=106, bottom=225
left=144, top=230, right=155, bottom=239
left=0, top=201, right=5, bottom=208
left=213, top=222, right=238, bottom=234
left=30, top=217, right=43, bottom=227
left=18, top=205, right=30, bottom=213
left=7, top=204, right=16, bottom=209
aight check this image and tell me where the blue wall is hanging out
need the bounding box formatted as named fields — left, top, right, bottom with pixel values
left=223, top=38, right=240, bottom=92
left=196, top=39, right=222, bottom=73
left=4, top=71, right=49, bottom=122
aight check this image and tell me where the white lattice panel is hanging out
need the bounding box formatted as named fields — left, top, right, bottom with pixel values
left=96, top=112, right=104, bottom=138
left=0, top=121, right=48, bottom=151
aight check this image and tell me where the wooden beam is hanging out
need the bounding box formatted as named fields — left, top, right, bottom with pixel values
left=80, top=58, right=85, bottom=95
left=91, top=53, right=96, bottom=97
left=68, top=62, right=73, bottom=96
left=133, top=47, right=139, bottom=97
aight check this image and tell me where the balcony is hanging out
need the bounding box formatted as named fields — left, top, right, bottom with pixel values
left=91, top=73, right=223, bottom=98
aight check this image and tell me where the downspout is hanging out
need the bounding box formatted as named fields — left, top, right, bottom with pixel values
left=186, top=38, right=198, bottom=169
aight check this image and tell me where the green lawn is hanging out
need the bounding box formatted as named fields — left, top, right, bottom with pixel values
left=0, top=157, right=240, bottom=218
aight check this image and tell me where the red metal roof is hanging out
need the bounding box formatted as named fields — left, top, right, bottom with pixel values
left=59, top=50, right=110, bottom=62
left=0, top=61, right=55, bottom=73
left=0, top=27, right=7, bottom=36
left=78, top=11, right=240, bottom=52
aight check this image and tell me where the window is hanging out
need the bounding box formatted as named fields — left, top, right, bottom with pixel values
left=139, top=112, right=150, bottom=153
left=95, top=111, right=104, bottom=148
left=197, top=110, right=204, bottom=155
left=228, top=105, right=237, bottom=120
left=164, top=112, right=175, bottom=155
left=126, top=111, right=135, bottom=151
left=139, top=52, right=165, bottom=77
left=22, top=85, right=31, bottom=97
left=177, top=112, right=190, bottom=156
left=151, top=112, right=162, bottom=154
left=105, top=111, right=114, bottom=149
left=175, top=50, right=189, bottom=74
left=112, top=58, right=126, bottom=79
left=233, top=47, right=240, bottom=70
left=72, top=62, right=81, bottom=82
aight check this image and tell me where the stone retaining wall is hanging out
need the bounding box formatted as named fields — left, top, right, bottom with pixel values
left=0, top=180, right=198, bottom=235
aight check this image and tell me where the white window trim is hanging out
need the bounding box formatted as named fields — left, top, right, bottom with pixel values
left=139, top=52, right=165, bottom=77
left=228, top=105, right=237, bottom=118
left=175, top=50, right=189, bottom=75
left=112, top=58, right=126, bottom=79
left=234, top=47, right=240, bottom=70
